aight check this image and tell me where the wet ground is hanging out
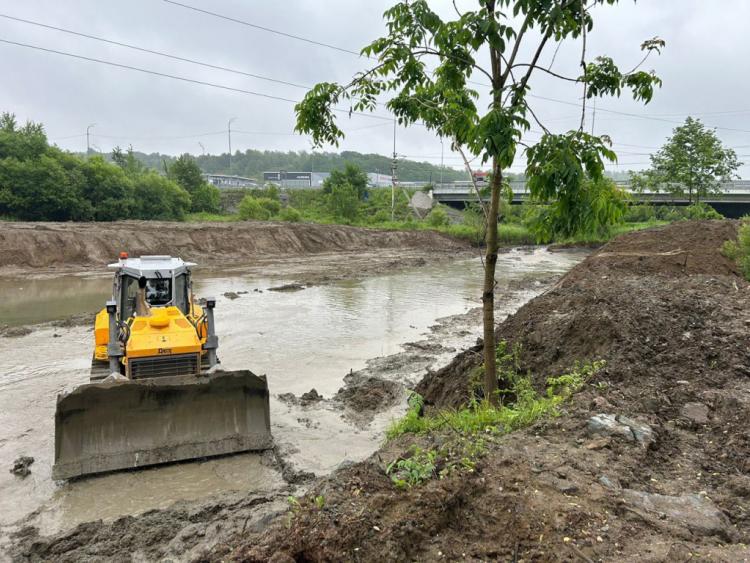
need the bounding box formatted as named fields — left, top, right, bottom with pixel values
left=0, top=248, right=584, bottom=541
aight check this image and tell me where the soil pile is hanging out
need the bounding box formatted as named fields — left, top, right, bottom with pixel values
left=0, top=221, right=468, bottom=271
left=223, top=220, right=750, bottom=561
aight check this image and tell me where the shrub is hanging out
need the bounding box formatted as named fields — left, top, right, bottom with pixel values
left=426, top=206, right=450, bottom=227
left=624, top=204, right=657, bottom=223
left=278, top=207, right=302, bottom=222
left=683, top=202, right=722, bottom=220
left=238, top=195, right=270, bottom=220
left=327, top=182, right=360, bottom=221
left=722, top=217, right=750, bottom=280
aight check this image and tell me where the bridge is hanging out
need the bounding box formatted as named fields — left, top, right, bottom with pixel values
left=432, top=180, right=750, bottom=218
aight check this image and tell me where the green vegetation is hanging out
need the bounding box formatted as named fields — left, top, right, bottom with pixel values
left=167, top=154, right=221, bottom=213
left=722, top=217, right=750, bottom=280
left=386, top=344, right=604, bottom=440
left=383, top=341, right=604, bottom=490
left=294, top=0, right=663, bottom=406
left=100, top=148, right=467, bottom=184
left=0, top=112, right=201, bottom=221
left=631, top=117, right=741, bottom=204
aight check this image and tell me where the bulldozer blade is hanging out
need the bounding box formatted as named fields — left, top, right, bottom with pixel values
left=53, top=370, right=272, bottom=480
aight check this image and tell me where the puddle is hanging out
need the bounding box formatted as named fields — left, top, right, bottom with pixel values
left=0, top=248, right=584, bottom=536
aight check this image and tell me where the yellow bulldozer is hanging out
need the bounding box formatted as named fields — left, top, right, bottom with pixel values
left=53, top=253, right=272, bottom=480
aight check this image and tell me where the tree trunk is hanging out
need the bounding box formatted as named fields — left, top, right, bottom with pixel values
left=482, top=161, right=502, bottom=405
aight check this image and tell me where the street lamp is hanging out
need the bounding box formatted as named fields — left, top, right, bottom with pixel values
left=227, top=117, right=237, bottom=175
left=86, top=123, right=96, bottom=156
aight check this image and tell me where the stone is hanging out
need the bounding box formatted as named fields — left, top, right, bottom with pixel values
left=300, top=388, right=324, bottom=405
left=223, top=291, right=240, bottom=300
left=410, top=191, right=434, bottom=212
left=598, top=475, right=621, bottom=491
left=621, top=489, right=729, bottom=537
left=586, top=413, right=654, bottom=448
left=681, top=402, right=709, bottom=425
left=10, top=456, right=34, bottom=478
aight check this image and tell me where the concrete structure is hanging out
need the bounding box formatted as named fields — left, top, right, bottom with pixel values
left=432, top=180, right=750, bottom=218
left=263, top=171, right=330, bottom=188
left=203, top=174, right=258, bottom=189
left=368, top=172, right=393, bottom=187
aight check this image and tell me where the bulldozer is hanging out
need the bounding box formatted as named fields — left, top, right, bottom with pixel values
left=52, top=253, right=272, bottom=480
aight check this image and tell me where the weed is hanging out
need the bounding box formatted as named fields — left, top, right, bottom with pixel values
left=386, top=447, right=437, bottom=489
left=386, top=342, right=604, bottom=441
left=722, top=216, right=750, bottom=281
left=314, top=495, right=326, bottom=510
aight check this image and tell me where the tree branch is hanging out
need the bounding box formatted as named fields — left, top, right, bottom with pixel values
left=511, top=63, right=580, bottom=83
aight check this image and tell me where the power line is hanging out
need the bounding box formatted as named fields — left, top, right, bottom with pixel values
left=162, top=0, right=750, bottom=132
left=0, top=37, right=395, bottom=123
left=0, top=13, right=311, bottom=92
left=162, top=0, right=364, bottom=57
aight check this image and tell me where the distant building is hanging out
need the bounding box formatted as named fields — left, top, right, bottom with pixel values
left=368, top=172, right=392, bottom=187
left=263, top=171, right=330, bottom=188
left=203, top=174, right=258, bottom=189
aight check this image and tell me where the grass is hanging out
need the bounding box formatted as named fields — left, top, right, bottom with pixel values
left=386, top=355, right=605, bottom=440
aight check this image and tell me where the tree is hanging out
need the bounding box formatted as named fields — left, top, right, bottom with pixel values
left=527, top=176, right=628, bottom=242
left=169, top=153, right=221, bottom=213
left=635, top=117, right=741, bottom=203
left=322, top=163, right=369, bottom=199
left=295, top=0, right=663, bottom=403
left=327, top=182, right=360, bottom=221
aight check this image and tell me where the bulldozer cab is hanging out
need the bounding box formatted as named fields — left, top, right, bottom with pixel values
left=111, top=255, right=195, bottom=320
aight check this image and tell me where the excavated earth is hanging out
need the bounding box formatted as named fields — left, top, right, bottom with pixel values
left=10, top=220, right=750, bottom=562
left=0, top=220, right=468, bottom=274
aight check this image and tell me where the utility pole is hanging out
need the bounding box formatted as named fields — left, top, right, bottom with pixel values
left=439, top=138, right=444, bottom=188
left=391, top=119, right=397, bottom=221
left=591, top=98, right=597, bottom=135
left=198, top=142, right=206, bottom=156
left=86, top=123, right=96, bottom=157
left=227, top=117, right=236, bottom=175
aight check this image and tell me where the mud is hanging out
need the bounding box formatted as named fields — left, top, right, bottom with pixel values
left=217, top=220, right=750, bottom=562
left=3, top=245, right=584, bottom=560
left=0, top=220, right=468, bottom=274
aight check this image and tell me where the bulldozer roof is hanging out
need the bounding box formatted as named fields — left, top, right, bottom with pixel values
left=108, top=255, right=197, bottom=278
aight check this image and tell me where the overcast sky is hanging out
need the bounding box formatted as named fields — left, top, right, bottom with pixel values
left=1, top=0, right=749, bottom=176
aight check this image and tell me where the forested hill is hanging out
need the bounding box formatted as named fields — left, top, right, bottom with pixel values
left=115, top=149, right=467, bottom=183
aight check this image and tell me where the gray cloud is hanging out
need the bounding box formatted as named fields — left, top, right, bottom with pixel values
left=1, top=0, right=747, bottom=176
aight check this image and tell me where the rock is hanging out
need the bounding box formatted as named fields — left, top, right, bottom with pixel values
left=268, top=283, right=305, bottom=292
left=621, top=489, right=729, bottom=538
left=10, top=456, right=34, bottom=477
left=598, top=475, right=621, bottom=491
left=277, top=393, right=298, bottom=405
left=410, top=191, right=434, bottom=213
left=0, top=325, right=32, bottom=338
left=300, top=388, right=323, bottom=405
left=585, top=437, right=611, bottom=450
left=681, top=402, right=709, bottom=425
left=587, top=413, right=654, bottom=447
left=591, top=396, right=614, bottom=410
left=223, top=291, right=240, bottom=300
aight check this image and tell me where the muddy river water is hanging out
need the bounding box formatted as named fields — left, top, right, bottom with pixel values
left=0, top=248, right=584, bottom=540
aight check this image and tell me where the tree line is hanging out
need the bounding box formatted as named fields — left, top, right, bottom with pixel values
left=0, top=113, right=220, bottom=221
left=102, top=148, right=468, bottom=183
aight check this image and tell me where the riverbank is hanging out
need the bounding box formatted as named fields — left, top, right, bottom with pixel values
left=223, top=219, right=750, bottom=561
left=0, top=220, right=470, bottom=275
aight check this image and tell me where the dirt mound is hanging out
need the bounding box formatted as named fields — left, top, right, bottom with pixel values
left=419, top=219, right=745, bottom=410
left=0, top=221, right=468, bottom=271
left=224, top=220, right=750, bottom=561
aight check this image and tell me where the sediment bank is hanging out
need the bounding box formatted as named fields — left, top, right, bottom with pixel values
left=0, top=220, right=469, bottom=273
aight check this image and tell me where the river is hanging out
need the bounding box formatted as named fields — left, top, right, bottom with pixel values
left=0, top=248, right=584, bottom=539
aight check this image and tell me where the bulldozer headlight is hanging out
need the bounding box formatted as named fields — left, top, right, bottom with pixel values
left=205, top=297, right=216, bottom=309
